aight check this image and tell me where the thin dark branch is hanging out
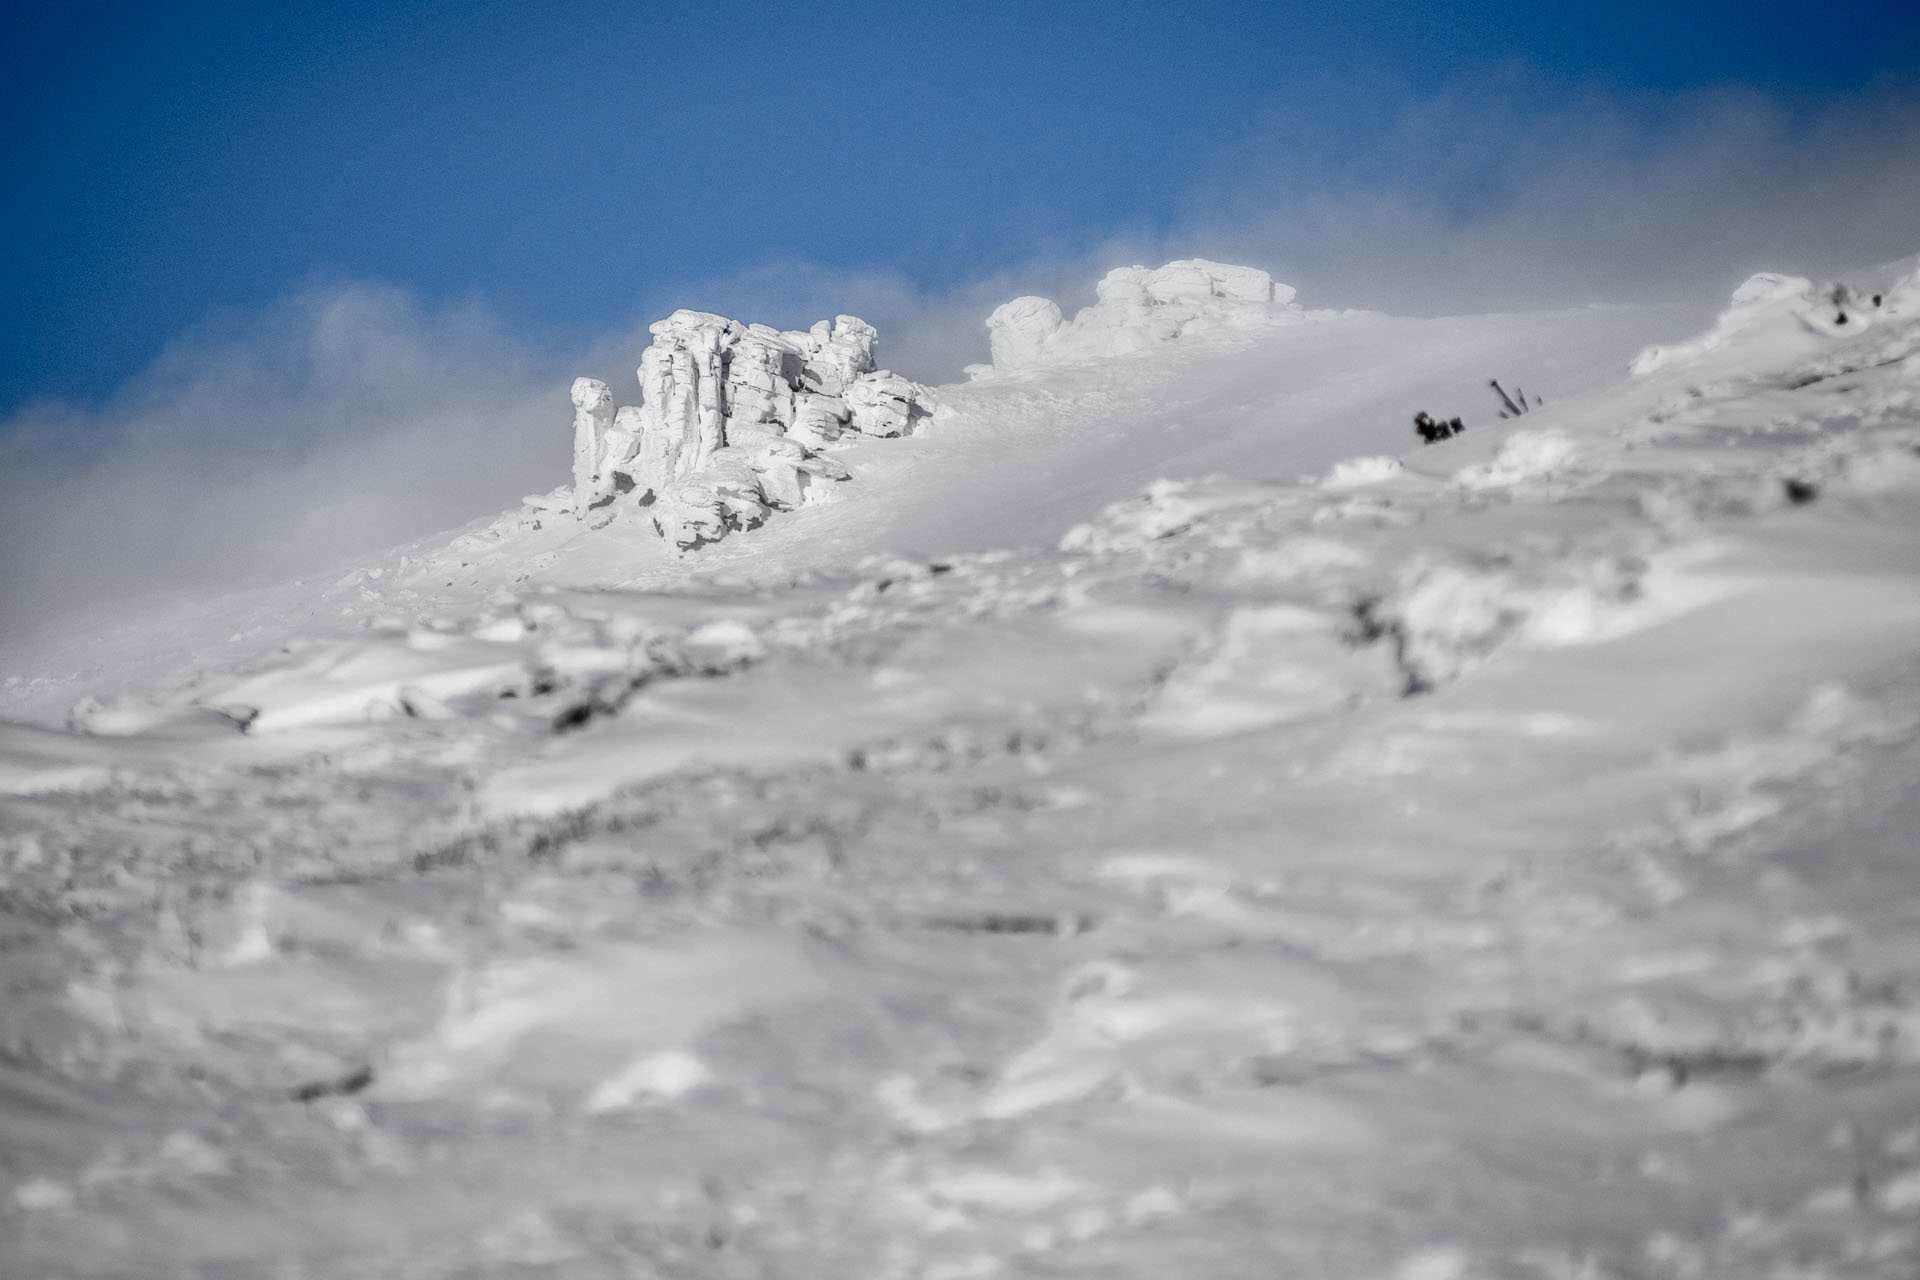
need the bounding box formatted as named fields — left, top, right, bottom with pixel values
left=1489, top=379, right=1524, bottom=417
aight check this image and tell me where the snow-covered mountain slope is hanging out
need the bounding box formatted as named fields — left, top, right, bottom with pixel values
left=0, top=287, right=1683, bottom=719
left=4, top=260, right=1920, bottom=1278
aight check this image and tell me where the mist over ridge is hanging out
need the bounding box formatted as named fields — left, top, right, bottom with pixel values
left=6, top=59, right=1920, bottom=639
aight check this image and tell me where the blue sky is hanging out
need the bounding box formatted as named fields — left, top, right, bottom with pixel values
left=5, top=0, right=1919, bottom=415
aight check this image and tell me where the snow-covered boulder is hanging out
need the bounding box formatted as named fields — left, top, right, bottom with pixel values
left=979, top=259, right=1298, bottom=373
left=798, top=315, right=878, bottom=394
left=563, top=307, right=932, bottom=546
left=986, top=296, right=1065, bottom=368
left=725, top=423, right=850, bottom=510
left=1141, top=259, right=1278, bottom=306
left=790, top=393, right=850, bottom=447
left=650, top=481, right=730, bottom=549
left=845, top=370, right=934, bottom=437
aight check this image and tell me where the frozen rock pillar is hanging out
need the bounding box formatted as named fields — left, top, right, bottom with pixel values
left=726, top=326, right=800, bottom=430
left=634, top=311, right=736, bottom=500
left=570, top=377, right=615, bottom=517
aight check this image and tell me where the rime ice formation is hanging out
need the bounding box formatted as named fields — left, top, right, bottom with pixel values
left=797, top=314, right=879, bottom=394
left=569, top=263, right=1303, bottom=541
left=566, top=309, right=931, bottom=547
left=980, top=258, right=1299, bottom=373
left=568, top=378, right=615, bottom=518
left=983, top=296, right=1065, bottom=369
left=844, top=370, right=928, bottom=437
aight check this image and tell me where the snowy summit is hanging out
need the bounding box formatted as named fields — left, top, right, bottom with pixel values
left=5, top=255, right=1920, bottom=1278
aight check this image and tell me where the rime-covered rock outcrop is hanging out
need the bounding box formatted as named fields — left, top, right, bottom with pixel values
left=566, top=310, right=932, bottom=547
left=568, top=377, right=616, bottom=518
left=1629, top=268, right=1920, bottom=376
left=980, top=258, right=1299, bottom=374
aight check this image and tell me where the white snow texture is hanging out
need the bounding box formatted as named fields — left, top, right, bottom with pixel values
left=6, top=253, right=1920, bottom=1279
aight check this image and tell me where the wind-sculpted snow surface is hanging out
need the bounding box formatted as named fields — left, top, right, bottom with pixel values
left=566, top=310, right=932, bottom=548
left=7, top=259, right=1920, bottom=1278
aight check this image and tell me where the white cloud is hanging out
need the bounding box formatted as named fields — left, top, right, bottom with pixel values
left=1174, top=71, right=1920, bottom=314
left=0, top=282, right=570, bottom=642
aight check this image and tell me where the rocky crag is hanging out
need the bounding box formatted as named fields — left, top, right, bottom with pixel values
left=978, top=258, right=1299, bottom=373
left=561, top=261, right=1304, bottom=547
left=567, top=310, right=934, bottom=546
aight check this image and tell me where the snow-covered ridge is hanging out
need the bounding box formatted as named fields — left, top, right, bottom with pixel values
left=554, top=258, right=1302, bottom=549
left=10, top=254, right=1920, bottom=1276
left=557, top=309, right=935, bottom=547
left=977, top=258, right=1301, bottom=374
left=1631, top=266, right=1920, bottom=376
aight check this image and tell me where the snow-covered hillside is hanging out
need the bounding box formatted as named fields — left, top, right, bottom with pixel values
left=4, top=258, right=1920, bottom=1278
